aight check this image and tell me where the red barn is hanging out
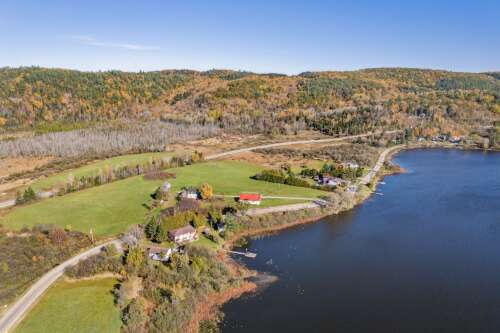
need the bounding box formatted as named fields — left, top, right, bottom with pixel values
left=239, top=193, right=262, bottom=205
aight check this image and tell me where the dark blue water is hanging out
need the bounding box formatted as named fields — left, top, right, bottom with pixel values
left=222, top=149, right=500, bottom=333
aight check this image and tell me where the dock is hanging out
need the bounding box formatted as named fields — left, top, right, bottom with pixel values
left=225, top=250, right=257, bottom=258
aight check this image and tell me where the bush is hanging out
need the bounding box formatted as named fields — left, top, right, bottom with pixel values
left=65, top=250, right=122, bottom=278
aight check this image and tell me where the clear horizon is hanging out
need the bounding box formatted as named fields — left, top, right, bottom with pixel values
left=1, top=0, right=499, bottom=74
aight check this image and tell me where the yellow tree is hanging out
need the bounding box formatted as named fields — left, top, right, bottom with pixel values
left=200, top=183, right=213, bottom=200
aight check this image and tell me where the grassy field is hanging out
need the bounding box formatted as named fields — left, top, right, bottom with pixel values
left=2, top=176, right=162, bottom=236
left=32, top=152, right=173, bottom=191
left=168, top=160, right=326, bottom=198
left=15, top=278, right=121, bottom=333
left=2, top=160, right=326, bottom=236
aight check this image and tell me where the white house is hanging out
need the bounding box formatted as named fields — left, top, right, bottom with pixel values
left=148, top=246, right=172, bottom=262
left=180, top=188, right=198, bottom=200
left=169, top=225, right=197, bottom=243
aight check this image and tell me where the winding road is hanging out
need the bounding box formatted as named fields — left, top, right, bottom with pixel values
left=359, top=145, right=402, bottom=185
left=206, top=130, right=401, bottom=160
left=0, top=240, right=122, bottom=333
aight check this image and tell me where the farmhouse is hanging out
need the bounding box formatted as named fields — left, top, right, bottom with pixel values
left=180, top=188, right=198, bottom=200
left=239, top=193, right=262, bottom=205
left=148, top=246, right=172, bottom=262
left=318, top=175, right=344, bottom=187
left=177, top=198, right=200, bottom=212
left=343, top=162, right=359, bottom=169
left=169, top=225, right=197, bottom=243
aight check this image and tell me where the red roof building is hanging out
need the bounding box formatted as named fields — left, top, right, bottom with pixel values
left=239, top=193, right=262, bottom=205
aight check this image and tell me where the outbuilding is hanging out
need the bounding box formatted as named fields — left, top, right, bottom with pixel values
left=239, top=193, right=262, bottom=205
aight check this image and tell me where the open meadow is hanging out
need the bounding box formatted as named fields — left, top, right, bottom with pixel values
left=15, top=278, right=121, bottom=333
left=1, top=160, right=327, bottom=236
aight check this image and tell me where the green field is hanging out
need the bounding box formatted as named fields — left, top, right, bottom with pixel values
left=3, top=176, right=161, bottom=236
left=2, top=160, right=326, bottom=236
left=32, top=152, right=173, bottom=191
left=15, top=278, right=121, bottom=333
left=168, top=160, right=326, bottom=198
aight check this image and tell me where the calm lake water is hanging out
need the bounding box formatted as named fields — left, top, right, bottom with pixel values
left=222, top=149, right=500, bottom=333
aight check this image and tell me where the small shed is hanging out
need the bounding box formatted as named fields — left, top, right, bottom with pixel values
left=239, top=193, right=262, bottom=205
left=161, top=181, right=172, bottom=193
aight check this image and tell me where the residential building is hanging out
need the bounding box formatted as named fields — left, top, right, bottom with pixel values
left=169, top=225, right=197, bottom=243
left=148, top=246, right=172, bottom=262
left=180, top=188, right=198, bottom=200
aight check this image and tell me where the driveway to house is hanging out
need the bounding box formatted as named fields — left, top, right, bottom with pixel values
left=0, top=239, right=122, bottom=333
left=206, top=130, right=402, bottom=160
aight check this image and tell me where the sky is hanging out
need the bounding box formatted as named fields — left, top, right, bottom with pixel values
left=1, top=0, right=499, bottom=74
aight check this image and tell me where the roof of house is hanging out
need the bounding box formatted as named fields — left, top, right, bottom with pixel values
left=239, top=193, right=262, bottom=201
left=160, top=206, right=177, bottom=217
left=169, top=225, right=196, bottom=237
left=177, top=198, right=200, bottom=211
left=147, top=246, right=171, bottom=255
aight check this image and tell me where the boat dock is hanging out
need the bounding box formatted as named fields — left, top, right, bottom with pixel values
left=226, top=250, right=257, bottom=258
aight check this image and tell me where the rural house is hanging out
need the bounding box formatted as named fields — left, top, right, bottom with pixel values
left=318, top=175, right=345, bottom=187
left=169, top=225, right=197, bottom=243
left=180, top=188, right=198, bottom=200
left=343, top=162, right=359, bottom=169
left=239, top=193, right=262, bottom=205
left=148, top=246, right=172, bottom=262
left=177, top=198, right=200, bottom=212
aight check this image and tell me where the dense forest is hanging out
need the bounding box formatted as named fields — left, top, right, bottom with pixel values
left=0, top=67, right=499, bottom=138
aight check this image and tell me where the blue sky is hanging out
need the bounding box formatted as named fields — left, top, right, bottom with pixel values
left=1, top=0, right=498, bottom=74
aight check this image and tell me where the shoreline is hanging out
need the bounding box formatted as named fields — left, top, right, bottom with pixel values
left=203, top=142, right=495, bottom=332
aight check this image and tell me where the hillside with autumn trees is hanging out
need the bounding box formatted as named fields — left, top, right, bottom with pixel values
left=0, top=67, right=499, bottom=139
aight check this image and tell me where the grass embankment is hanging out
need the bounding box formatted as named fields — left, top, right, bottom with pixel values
left=2, top=160, right=327, bottom=236
left=32, top=152, right=173, bottom=191
left=15, top=278, right=121, bottom=333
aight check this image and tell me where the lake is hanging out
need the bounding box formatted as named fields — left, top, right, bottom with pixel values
left=222, top=149, right=500, bottom=333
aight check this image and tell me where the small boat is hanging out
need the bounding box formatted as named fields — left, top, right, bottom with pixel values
left=375, top=192, right=384, bottom=196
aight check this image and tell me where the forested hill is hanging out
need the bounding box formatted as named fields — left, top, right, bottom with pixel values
left=0, top=67, right=499, bottom=137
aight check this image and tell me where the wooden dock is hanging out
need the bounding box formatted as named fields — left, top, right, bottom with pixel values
left=225, top=250, right=257, bottom=258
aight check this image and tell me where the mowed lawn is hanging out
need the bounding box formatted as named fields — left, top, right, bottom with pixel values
left=168, top=160, right=326, bottom=198
left=33, top=152, right=173, bottom=191
left=2, top=160, right=326, bottom=236
left=2, top=176, right=162, bottom=236
left=15, top=278, right=121, bottom=333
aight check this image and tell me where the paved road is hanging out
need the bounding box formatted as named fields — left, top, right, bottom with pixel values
left=206, top=130, right=402, bottom=160
left=359, top=145, right=402, bottom=185
left=0, top=239, right=122, bottom=333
